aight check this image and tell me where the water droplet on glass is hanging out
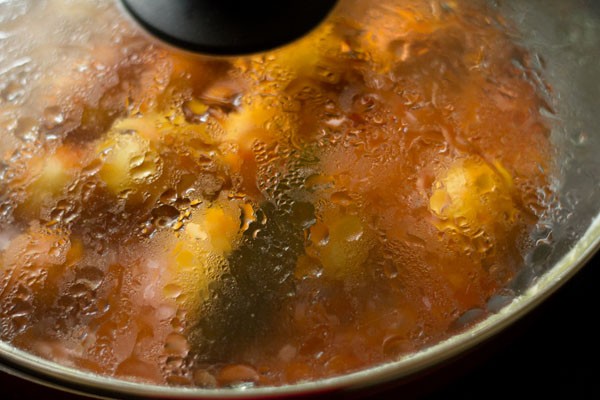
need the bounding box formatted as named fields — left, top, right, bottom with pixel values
left=486, top=290, right=515, bottom=313
left=163, top=283, right=183, bottom=299
left=160, top=188, right=177, bottom=204
left=383, top=260, right=399, bottom=279
left=13, top=117, right=39, bottom=142
left=451, top=308, right=486, bottom=331
left=43, top=106, right=65, bottom=129
left=1, top=80, right=25, bottom=102
left=152, top=205, right=180, bottom=228
left=382, top=334, right=410, bottom=358
left=76, top=265, right=104, bottom=291
left=183, top=100, right=209, bottom=124
left=218, top=364, right=259, bottom=387
left=574, top=131, right=588, bottom=146
left=164, top=332, right=190, bottom=356
left=330, top=191, right=352, bottom=207
left=193, top=369, right=217, bottom=388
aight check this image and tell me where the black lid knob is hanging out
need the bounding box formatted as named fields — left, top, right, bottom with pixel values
left=120, top=0, right=338, bottom=56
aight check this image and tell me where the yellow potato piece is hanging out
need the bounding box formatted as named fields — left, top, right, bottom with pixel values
left=21, top=146, right=79, bottom=215
left=164, top=200, right=242, bottom=311
left=168, top=239, right=216, bottom=306
left=222, top=24, right=340, bottom=147
left=220, top=91, right=296, bottom=184
left=429, top=158, right=516, bottom=235
left=185, top=205, right=241, bottom=255
left=97, top=130, right=161, bottom=194
left=313, top=213, right=374, bottom=280
left=111, top=115, right=160, bottom=142
left=222, top=95, right=280, bottom=146
left=28, top=156, right=72, bottom=196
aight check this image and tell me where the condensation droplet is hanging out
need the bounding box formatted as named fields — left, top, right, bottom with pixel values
left=193, top=369, right=217, bottom=388
left=76, top=266, right=104, bottom=291
left=218, top=364, right=259, bottom=387
left=13, top=117, right=39, bottom=142
left=164, top=332, right=190, bottom=356
left=43, top=106, right=65, bottom=129
left=330, top=191, right=352, bottom=207
left=163, top=283, right=183, bottom=299
left=382, top=334, right=410, bottom=358
left=1, top=80, right=25, bottom=102
left=451, top=308, right=486, bottom=331
left=152, top=205, right=180, bottom=228
left=382, top=261, right=399, bottom=279
left=160, top=188, right=177, bottom=204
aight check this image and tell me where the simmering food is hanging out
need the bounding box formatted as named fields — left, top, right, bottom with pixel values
left=0, top=0, right=553, bottom=387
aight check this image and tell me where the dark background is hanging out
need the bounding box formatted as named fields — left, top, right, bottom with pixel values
left=1, top=252, right=598, bottom=399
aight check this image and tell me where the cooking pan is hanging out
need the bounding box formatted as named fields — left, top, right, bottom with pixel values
left=0, top=0, right=599, bottom=398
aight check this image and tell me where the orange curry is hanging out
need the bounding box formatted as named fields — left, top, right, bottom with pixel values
left=0, top=0, right=552, bottom=387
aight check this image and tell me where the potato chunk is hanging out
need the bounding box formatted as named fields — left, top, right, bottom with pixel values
left=161, top=200, right=243, bottom=312
left=429, top=158, right=516, bottom=235
left=16, top=145, right=81, bottom=217
left=97, top=130, right=161, bottom=194
left=309, top=212, right=374, bottom=281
